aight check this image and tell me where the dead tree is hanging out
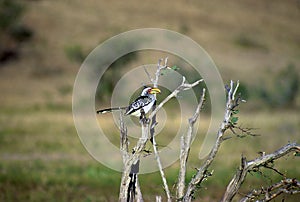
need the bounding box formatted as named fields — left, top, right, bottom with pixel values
left=118, top=58, right=202, bottom=201
left=117, top=58, right=300, bottom=201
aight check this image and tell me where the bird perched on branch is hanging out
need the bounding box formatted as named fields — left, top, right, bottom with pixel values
left=97, top=87, right=161, bottom=118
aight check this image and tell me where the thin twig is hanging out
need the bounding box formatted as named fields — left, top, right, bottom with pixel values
left=152, top=137, right=171, bottom=201
left=177, top=88, right=206, bottom=199
left=153, top=57, right=169, bottom=87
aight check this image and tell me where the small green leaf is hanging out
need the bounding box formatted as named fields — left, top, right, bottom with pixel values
left=160, top=69, right=168, bottom=76
left=171, top=65, right=180, bottom=71
left=233, top=110, right=240, bottom=114
left=230, top=116, right=239, bottom=124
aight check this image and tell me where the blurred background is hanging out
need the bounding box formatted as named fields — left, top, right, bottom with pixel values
left=0, top=0, right=299, bottom=201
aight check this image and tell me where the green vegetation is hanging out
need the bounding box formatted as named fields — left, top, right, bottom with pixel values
left=64, top=44, right=86, bottom=63
left=0, top=106, right=299, bottom=201
left=234, top=33, right=268, bottom=51
left=0, top=160, right=121, bottom=201
left=96, top=51, right=138, bottom=102
left=0, top=0, right=32, bottom=63
left=0, top=0, right=24, bottom=30
left=235, top=63, right=300, bottom=110
left=257, top=63, right=299, bottom=108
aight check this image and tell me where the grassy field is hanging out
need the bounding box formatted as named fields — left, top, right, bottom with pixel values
left=0, top=0, right=300, bottom=201
left=0, top=109, right=299, bottom=201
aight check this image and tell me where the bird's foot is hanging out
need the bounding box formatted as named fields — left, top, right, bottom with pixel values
left=139, top=109, right=149, bottom=125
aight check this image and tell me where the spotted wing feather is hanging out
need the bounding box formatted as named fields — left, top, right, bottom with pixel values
left=125, top=96, right=152, bottom=115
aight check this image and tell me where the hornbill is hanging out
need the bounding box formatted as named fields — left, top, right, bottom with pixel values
left=96, top=86, right=161, bottom=118
left=97, top=87, right=160, bottom=201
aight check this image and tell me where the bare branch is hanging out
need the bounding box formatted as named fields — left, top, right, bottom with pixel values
left=189, top=88, right=206, bottom=125
left=152, top=137, right=172, bottom=201
left=150, top=57, right=172, bottom=201
left=153, top=57, right=169, bottom=87
left=240, top=178, right=300, bottom=202
left=221, top=143, right=300, bottom=201
left=149, top=77, right=203, bottom=120
left=177, top=88, right=206, bottom=199
left=182, top=80, right=241, bottom=201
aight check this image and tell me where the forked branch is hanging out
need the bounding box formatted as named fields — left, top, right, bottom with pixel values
left=182, top=80, right=241, bottom=201
left=221, top=143, right=300, bottom=201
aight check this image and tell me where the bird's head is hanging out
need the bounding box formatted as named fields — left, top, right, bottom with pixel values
left=141, top=87, right=161, bottom=96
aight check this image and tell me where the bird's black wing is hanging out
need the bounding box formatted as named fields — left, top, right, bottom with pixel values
left=125, top=96, right=152, bottom=115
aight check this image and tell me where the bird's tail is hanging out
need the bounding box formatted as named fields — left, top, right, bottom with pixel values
left=96, top=107, right=127, bottom=114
